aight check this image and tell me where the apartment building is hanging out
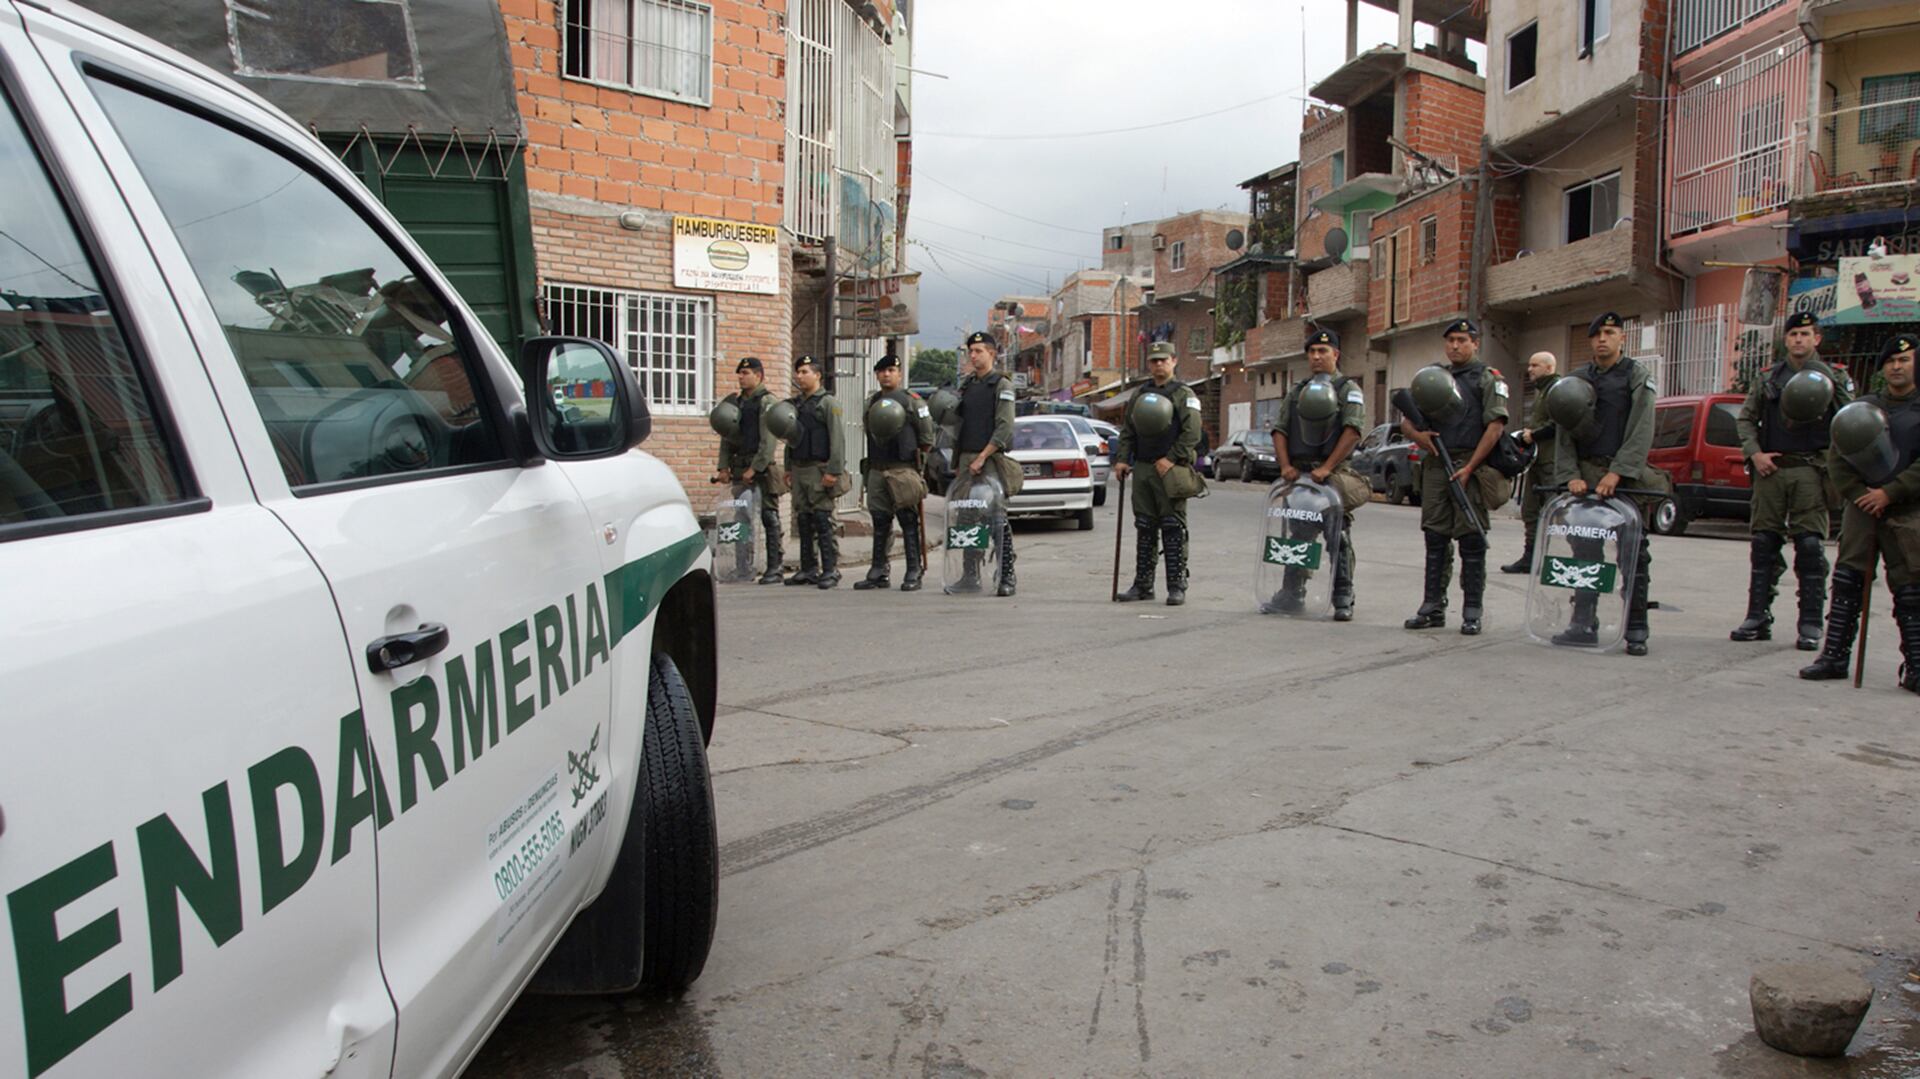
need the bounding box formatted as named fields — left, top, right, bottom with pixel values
left=1047, top=271, right=1144, bottom=402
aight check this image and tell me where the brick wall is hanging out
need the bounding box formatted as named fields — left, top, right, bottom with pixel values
left=1219, top=360, right=1256, bottom=435
left=1633, top=0, right=1672, bottom=281
left=1367, top=182, right=1476, bottom=336
left=503, top=0, right=794, bottom=493
left=1401, top=73, right=1484, bottom=170
left=1151, top=212, right=1249, bottom=299
left=1298, top=110, right=1348, bottom=268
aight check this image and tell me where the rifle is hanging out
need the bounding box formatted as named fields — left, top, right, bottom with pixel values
left=1391, top=388, right=1487, bottom=544
left=1110, top=477, right=1127, bottom=601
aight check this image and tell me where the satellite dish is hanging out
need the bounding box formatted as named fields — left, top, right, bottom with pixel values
left=1225, top=228, right=1245, bottom=252
left=1324, top=227, right=1349, bottom=258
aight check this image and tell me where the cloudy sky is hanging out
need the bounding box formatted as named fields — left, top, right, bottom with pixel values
left=906, top=0, right=1424, bottom=349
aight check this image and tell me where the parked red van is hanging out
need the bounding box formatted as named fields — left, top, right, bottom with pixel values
left=1643, top=392, right=1750, bottom=534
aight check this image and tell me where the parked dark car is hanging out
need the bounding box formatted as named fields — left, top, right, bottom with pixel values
left=1350, top=422, right=1423, bottom=504
left=1644, top=392, right=1750, bottom=535
left=1213, top=429, right=1280, bottom=482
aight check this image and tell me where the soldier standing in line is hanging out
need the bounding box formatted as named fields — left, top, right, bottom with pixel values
left=854, top=352, right=935, bottom=591
left=783, top=355, right=845, bottom=589
left=1729, top=311, right=1851, bottom=648
left=710, top=356, right=787, bottom=584
left=1401, top=319, right=1511, bottom=636
left=1800, top=333, right=1920, bottom=690
left=951, top=331, right=1020, bottom=597
left=1115, top=340, right=1204, bottom=606
left=1501, top=351, right=1561, bottom=574
left=1266, top=327, right=1370, bottom=620
left=1547, top=311, right=1672, bottom=656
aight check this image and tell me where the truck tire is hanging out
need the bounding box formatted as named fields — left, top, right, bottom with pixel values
left=639, top=651, right=719, bottom=990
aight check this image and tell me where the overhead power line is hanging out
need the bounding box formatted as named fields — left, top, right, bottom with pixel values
left=914, top=172, right=1101, bottom=235
left=913, top=216, right=1098, bottom=259
left=916, top=86, right=1300, bottom=141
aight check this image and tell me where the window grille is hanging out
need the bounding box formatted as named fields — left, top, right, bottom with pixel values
left=544, top=283, right=714, bottom=412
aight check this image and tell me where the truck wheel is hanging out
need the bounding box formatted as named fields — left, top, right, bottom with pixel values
left=639, top=651, right=719, bottom=990
left=1650, top=498, right=1689, bottom=537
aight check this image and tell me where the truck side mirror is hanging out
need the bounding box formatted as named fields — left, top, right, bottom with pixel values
left=518, top=336, right=650, bottom=459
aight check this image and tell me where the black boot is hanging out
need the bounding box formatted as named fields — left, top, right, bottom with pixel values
left=1623, top=537, right=1652, bottom=656
left=1801, top=566, right=1864, bottom=679
left=1552, top=593, right=1601, bottom=647
left=1729, top=532, right=1782, bottom=641
left=995, top=522, right=1017, bottom=597
left=1895, top=584, right=1920, bottom=693
left=1791, top=533, right=1828, bottom=651
left=1458, top=532, right=1488, bottom=636
left=1264, top=568, right=1305, bottom=614
left=1161, top=517, right=1188, bottom=606
left=758, top=504, right=785, bottom=584
left=1405, top=531, right=1451, bottom=629
left=784, top=512, right=818, bottom=585
left=897, top=510, right=924, bottom=592
left=1116, top=521, right=1158, bottom=602
left=1500, top=530, right=1535, bottom=574
left=1332, top=549, right=1355, bottom=621
left=815, top=511, right=841, bottom=588
left=854, top=512, right=892, bottom=590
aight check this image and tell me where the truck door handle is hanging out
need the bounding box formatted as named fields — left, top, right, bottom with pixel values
left=366, top=623, right=450, bottom=674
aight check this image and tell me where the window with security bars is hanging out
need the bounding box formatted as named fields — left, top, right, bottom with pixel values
left=544, top=284, right=713, bottom=412
left=1859, top=72, right=1920, bottom=144
left=562, top=0, right=712, bottom=105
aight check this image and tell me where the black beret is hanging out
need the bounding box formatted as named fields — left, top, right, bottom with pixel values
left=736, top=356, right=764, bottom=373
left=1306, top=327, right=1341, bottom=350
left=1882, top=334, right=1918, bottom=361
left=874, top=353, right=901, bottom=372
left=965, top=331, right=995, bottom=348
left=794, top=354, right=822, bottom=371
left=1441, top=318, right=1479, bottom=338
left=1587, top=311, right=1624, bottom=336
left=1783, top=311, right=1820, bottom=331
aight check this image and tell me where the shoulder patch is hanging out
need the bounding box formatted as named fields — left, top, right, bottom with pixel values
left=998, top=387, right=1015, bottom=401
left=1346, top=387, right=1365, bottom=405
left=1185, top=396, right=1202, bottom=410
left=1493, top=380, right=1509, bottom=398
left=917, top=404, right=931, bottom=418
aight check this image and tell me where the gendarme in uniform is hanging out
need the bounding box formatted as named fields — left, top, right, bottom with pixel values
left=1501, top=352, right=1560, bottom=574
left=713, top=356, right=786, bottom=583
left=1115, top=340, right=1203, bottom=606
left=855, top=352, right=935, bottom=592
left=1800, top=333, right=1920, bottom=692
left=952, top=331, right=1020, bottom=597
left=784, top=355, right=846, bottom=589
left=1730, top=310, right=1852, bottom=649
left=1267, top=326, right=1369, bottom=619
left=1403, top=319, right=1511, bottom=636
left=1549, top=311, right=1673, bottom=656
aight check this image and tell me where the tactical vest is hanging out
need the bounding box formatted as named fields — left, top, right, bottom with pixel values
left=1130, top=381, right=1185, bottom=463
left=1574, top=359, right=1638, bottom=461
left=734, top=388, right=764, bottom=459
left=1286, top=376, right=1353, bottom=464
left=1872, top=391, right=1920, bottom=479
left=957, top=374, right=1001, bottom=453
left=868, top=389, right=919, bottom=465
left=1758, top=361, right=1832, bottom=455
left=793, top=392, right=831, bottom=463
left=1435, top=363, right=1492, bottom=453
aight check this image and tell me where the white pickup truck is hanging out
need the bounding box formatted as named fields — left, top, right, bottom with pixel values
left=0, top=3, right=720, bottom=1076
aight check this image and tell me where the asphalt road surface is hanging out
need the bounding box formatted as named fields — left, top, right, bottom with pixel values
left=469, top=481, right=1919, bottom=1079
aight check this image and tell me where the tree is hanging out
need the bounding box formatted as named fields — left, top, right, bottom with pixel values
left=910, top=348, right=957, bottom=386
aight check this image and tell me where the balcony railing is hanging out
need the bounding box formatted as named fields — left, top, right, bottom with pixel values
left=1668, top=36, right=1807, bottom=237
left=1674, top=0, right=1788, bottom=56
left=1793, top=92, right=1920, bottom=200
left=1486, top=228, right=1632, bottom=310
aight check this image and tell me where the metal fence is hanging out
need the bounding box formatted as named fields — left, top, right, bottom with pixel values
left=1795, top=87, right=1920, bottom=197
left=1668, top=35, right=1807, bottom=237
left=1673, top=0, right=1788, bottom=56
left=783, top=0, right=834, bottom=243
left=1623, top=305, right=1781, bottom=396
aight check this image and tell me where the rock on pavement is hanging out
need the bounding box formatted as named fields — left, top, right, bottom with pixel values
left=1749, top=962, right=1873, bottom=1058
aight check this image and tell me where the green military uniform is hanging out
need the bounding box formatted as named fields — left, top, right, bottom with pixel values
left=1502, top=372, right=1558, bottom=573
left=783, top=380, right=846, bottom=588
left=1416, top=364, right=1513, bottom=535
left=950, top=344, right=1020, bottom=596
left=1404, top=321, right=1511, bottom=636
left=715, top=381, right=785, bottom=583
left=1731, top=327, right=1851, bottom=647
left=1114, top=357, right=1204, bottom=606
left=854, top=358, right=936, bottom=591
left=1550, top=313, right=1673, bottom=655
left=1801, top=332, right=1920, bottom=690
left=1269, top=372, right=1369, bottom=617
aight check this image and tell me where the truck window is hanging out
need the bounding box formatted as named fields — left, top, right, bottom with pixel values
left=1704, top=403, right=1741, bottom=448
left=1651, top=405, right=1692, bottom=450
left=88, top=76, right=507, bottom=489
left=0, top=85, right=185, bottom=531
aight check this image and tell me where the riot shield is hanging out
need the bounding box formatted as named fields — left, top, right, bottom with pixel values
left=1255, top=478, right=1344, bottom=618
left=708, top=488, right=763, bottom=583
left=1525, top=492, right=1643, bottom=650
left=937, top=472, right=1006, bottom=595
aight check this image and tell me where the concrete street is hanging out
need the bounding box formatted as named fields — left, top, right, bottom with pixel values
left=470, top=481, right=1919, bottom=1079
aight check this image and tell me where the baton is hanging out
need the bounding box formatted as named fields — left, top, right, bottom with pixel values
left=1855, top=568, right=1873, bottom=689
left=1110, top=475, right=1127, bottom=601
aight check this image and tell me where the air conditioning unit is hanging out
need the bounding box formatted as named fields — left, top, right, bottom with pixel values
left=1151, top=235, right=1166, bottom=250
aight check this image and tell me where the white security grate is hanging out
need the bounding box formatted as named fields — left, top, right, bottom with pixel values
left=544, top=283, right=714, bottom=412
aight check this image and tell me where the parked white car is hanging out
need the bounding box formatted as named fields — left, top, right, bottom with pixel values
left=0, top=5, right=718, bottom=1077
left=1059, top=414, right=1112, bottom=503
left=1007, top=416, right=1096, bottom=530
